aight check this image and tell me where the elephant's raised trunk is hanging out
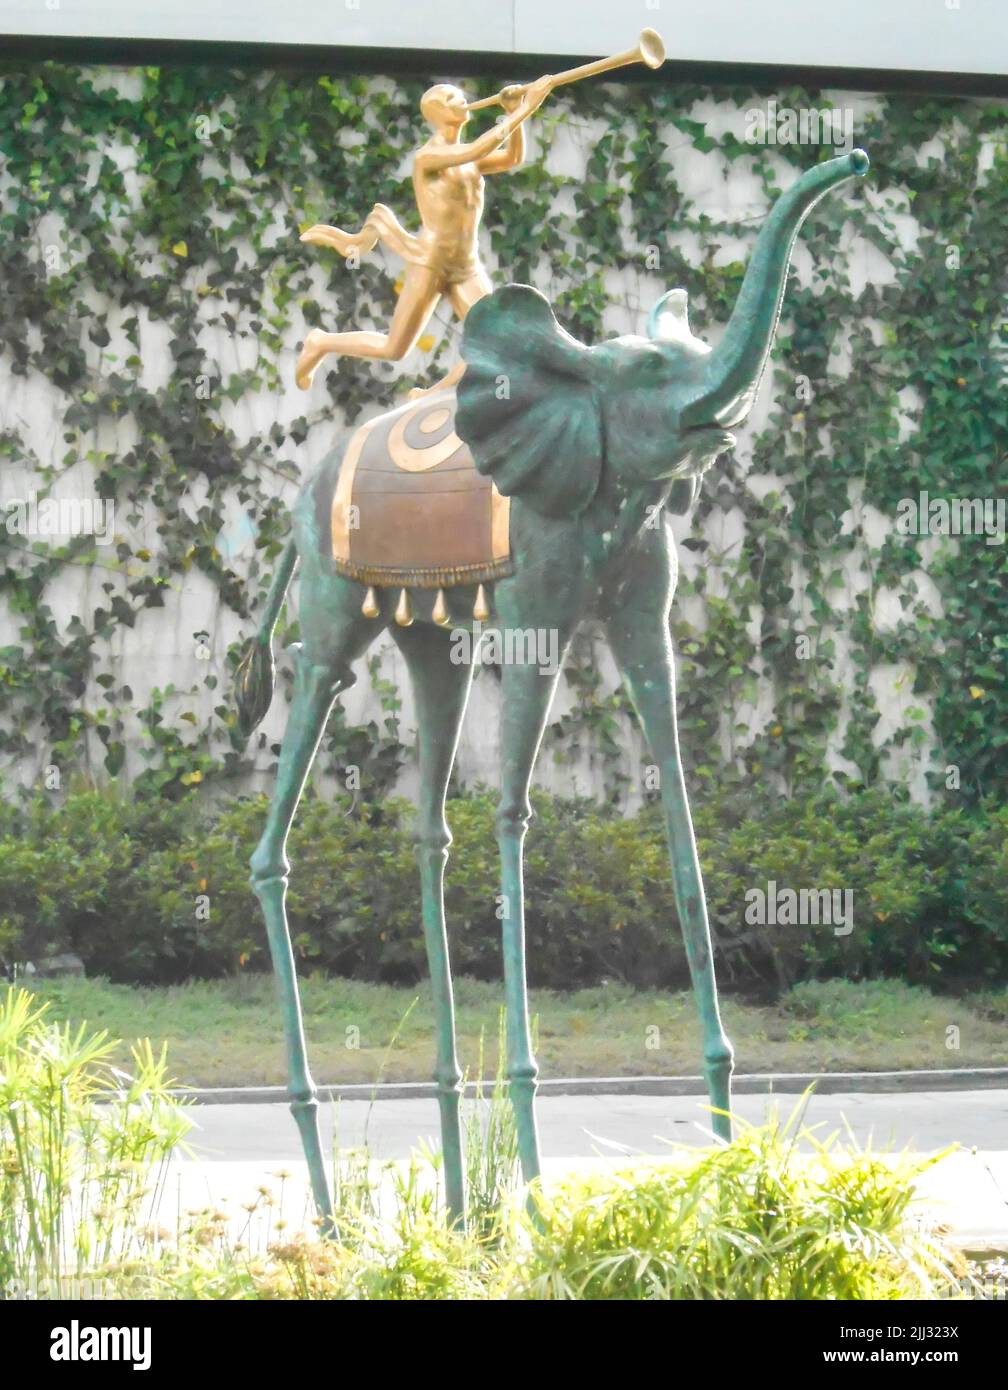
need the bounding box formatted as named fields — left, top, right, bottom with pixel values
left=683, top=149, right=869, bottom=430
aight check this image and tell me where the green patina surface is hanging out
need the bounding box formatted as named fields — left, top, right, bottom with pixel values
left=240, top=152, right=869, bottom=1226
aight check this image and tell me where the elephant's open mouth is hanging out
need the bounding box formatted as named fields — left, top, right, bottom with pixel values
left=683, top=422, right=737, bottom=449
left=664, top=424, right=737, bottom=480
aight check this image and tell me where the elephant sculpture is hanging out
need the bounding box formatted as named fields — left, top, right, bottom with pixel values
left=236, top=148, right=869, bottom=1228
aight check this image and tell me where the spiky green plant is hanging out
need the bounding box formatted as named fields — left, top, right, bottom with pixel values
left=462, top=1011, right=520, bottom=1240
left=506, top=1099, right=962, bottom=1300
left=0, top=986, right=191, bottom=1295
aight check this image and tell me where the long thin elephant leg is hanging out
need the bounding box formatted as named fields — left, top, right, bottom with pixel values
left=249, top=647, right=348, bottom=1225
left=495, top=657, right=567, bottom=1185
left=390, top=623, right=474, bottom=1226
left=607, top=618, right=734, bottom=1141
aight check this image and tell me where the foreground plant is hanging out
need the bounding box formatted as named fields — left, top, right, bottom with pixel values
left=105, top=1107, right=967, bottom=1301
left=507, top=1103, right=964, bottom=1300
left=462, top=1014, right=520, bottom=1241
left=0, top=987, right=969, bottom=1301
left=0, top=987, right=191, bottom=1294
left=106, top=1152, right=493, bottom=1301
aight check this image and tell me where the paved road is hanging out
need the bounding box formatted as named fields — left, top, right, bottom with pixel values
left=186, top=1088, right=1008, bottom=1162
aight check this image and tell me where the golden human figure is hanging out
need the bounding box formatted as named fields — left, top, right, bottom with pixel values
left=295, top=74, right=554, bottom=395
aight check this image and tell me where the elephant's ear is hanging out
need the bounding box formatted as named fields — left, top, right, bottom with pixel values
left=456, top=285, right=603, bottom=518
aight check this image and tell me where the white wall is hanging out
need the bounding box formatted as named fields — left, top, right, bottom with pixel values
left=0, top=74, right=965, bottom=807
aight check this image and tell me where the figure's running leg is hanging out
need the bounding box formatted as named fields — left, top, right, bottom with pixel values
left=408, top=267, right=494, bottom=400
left=447, top=267, right=493, bottom=320
left=296, top=264, right=442, bottom=388
left=299, top=203, right=421, bottom=261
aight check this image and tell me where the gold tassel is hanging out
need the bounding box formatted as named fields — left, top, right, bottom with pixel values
left=432, top=588, right=451, bottom=628
left=361, top=586, right=380, bottom=619
left=395, top=588, right=414, bottom=627
left=473, top=584, right=491, bottom=621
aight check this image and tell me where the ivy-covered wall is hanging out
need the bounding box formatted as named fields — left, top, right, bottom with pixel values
left=0, top=63, right=1005, bottom=808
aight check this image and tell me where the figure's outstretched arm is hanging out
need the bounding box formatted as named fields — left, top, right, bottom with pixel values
left=416, top=76, right=552, bottom=173
left=478, top=86, right=527, bottom=174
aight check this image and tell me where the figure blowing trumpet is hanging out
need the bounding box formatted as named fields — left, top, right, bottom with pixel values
left=295, top=30, right=666, bottom=396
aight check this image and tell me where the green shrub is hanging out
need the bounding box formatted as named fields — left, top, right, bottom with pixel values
left=110, top=1104, right=964, bottom=1302
left=0, top=784, right=1004, bottom=991
left=508, top=1105, right=958, bottom=1300
left=0, top=791, right=203, bottom=980
left=693, top=789, right=992, bottom=991
left=960, top=803, right=1008, bottom=978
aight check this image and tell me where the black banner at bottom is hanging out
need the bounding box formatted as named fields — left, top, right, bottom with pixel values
left=0, top=1293, right=1000, bottom=1375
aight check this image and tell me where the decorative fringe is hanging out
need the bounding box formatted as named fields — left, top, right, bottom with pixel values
left=331, top=555, right=513, bottom=588
left=473, top=584, right=491, bottom=621
left=395, top=589, right=414, bottom=627
left=432, top=589, right=451, bottom=627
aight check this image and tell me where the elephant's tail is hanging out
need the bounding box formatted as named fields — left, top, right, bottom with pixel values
left=235, top=537, right=298, bottom=739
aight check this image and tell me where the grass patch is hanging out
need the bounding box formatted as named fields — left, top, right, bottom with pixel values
left=21, top=974, right=1008, bottom=1088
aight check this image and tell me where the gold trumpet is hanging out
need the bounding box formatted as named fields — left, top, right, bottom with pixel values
left=466, top=28, right=666, bottom=111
